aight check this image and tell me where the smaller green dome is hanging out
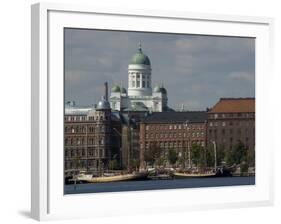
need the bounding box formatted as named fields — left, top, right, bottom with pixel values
left=160, top=87, right=167, bottom=94
left=121, top=87, right=127, bottom=94
left=111, top=85, right=121, bottom=92
left=154, top=85, right=161, bottom=93
left=154, top=85, right=167, bottom=94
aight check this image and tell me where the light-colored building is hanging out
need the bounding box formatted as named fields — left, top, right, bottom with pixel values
left=110, top=43, right=171, bottom=112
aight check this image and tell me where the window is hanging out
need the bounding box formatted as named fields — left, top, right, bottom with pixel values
left=136, top=81, right=140, bottom=87
left=142, top=81, right=145, bottom=87
left=146, top=126, right=149, bottom=130
left=237, top=129, right=241, bottom=135
left=147, top=81, right=150, bottom=87
left=209, top=122, right=213, bottom=127
left=132, top=81, right=135, bottom=87
left=222, top=121, right=226, bottom=126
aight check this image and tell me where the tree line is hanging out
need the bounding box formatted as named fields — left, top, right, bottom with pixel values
left=143, top=141, right=255, bottom=172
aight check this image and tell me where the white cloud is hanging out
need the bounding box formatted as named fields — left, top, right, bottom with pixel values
left=228, top=71, right=254, bottom=82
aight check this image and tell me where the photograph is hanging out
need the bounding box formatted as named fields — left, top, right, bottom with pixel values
left=63, top=28, right=255, bottom=194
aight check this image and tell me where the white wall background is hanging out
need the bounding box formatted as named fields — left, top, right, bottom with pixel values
left=0, top=0, right=280, bottom=223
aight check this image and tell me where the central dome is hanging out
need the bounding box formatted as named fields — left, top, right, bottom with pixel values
left=129, top=43, right=151, bottom=65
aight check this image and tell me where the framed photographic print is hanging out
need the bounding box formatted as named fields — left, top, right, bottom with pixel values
left=31, top=2, right=274, bottom=221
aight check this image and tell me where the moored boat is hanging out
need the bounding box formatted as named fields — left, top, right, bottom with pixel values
left=74, top=171, right=149, bottom=183
left=173, top=172, right=216, bottom=178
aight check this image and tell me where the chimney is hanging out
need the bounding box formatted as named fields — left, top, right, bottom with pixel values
left=104, top=82, right=108, bottom=101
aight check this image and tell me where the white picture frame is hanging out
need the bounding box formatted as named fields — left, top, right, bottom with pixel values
left=31, top=2, right=274, bottom=221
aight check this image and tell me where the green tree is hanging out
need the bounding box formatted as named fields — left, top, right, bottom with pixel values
left=206, top=145, right=215, bottom=168
left=130, top=159, right=140, bottom=170
left=226, top=141, right=247, bottom=166
left=168, top=149, right=178, bottom=166
left=144, top=143, right=161, bottom=167
left=240, top=160, right=249, bottom=174
left=109, top=159, right=119, bottom=170
left=191, top=144, right=205, bottom=168
left=247, top=149, right=255, bottom=167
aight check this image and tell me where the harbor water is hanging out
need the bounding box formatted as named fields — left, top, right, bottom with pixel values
left=64, top=176, right=255, bottom=194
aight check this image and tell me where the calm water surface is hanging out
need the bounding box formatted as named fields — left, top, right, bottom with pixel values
left=64, top=176, right=255, bottom=194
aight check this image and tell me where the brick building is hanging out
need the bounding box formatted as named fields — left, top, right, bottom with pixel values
left=207, top=98, right=255, bottom=153
left=139, top=112, right=208, bottom=169
left=64, top=83, right=122, bottom=177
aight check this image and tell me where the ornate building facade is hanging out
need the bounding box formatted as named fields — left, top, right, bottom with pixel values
left=64, top=87, right=122, bottom=177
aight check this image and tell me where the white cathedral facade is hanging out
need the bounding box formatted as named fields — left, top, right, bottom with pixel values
left=110, top=44, right=171, bottom=112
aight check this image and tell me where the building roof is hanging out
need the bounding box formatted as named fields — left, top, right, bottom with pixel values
left=111, top=85, right=121, bottom=93
left=153, top=85, right=167, bottom=94
left=129, top=44, right=151, bottom=65
left=96, top=98, right=111, bottom=110
left=141, top=111, right=207, bottom=124
left=209, top=98, right=255, bottom=113
left=65, top=103, right=94, bottom=115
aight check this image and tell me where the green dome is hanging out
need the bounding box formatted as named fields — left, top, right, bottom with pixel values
left=111, top=85, right=121, bottom=92
left=160, top=87, right=167, bottom=94
left=154, top=85, right=167, bottom=94
left=154, top=85, right=161, bottom=93
left=121, top=87, right=127, bottom=94
left=130, top=44, right=151, bottom=65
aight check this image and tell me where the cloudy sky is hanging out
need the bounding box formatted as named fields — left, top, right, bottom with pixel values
left=65, top=28, right=255, bottom=110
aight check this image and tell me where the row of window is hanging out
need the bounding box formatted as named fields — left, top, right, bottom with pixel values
left=210, top=113, right=254, bottom=119
left=209, top=120, right=253, bottom=127
left=142, top=140, right=205, bottom=149
left=65, top=138, right=109, bottom=146
left=65, top=148, right=105, bottom=158
left=145, top=132, right=205, bottom=139
left=130, top=80, right=150, bottom=88
left=65, top=115, right=87, bottom=121
left=129, top=72, right=150, bottom=79
left=65, top=125, right=109, bottom=133
left=209, top=128, right=254, bottom=136
left=145, top=124, right=205, bottom=131
left=65, top=115, right=109, bottom=122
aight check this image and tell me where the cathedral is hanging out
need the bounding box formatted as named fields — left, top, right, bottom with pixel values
left=109, top=43, right=172, bottom=112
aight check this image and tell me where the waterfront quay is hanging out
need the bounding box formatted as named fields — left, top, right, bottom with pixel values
left=65, top=176, right=255, bottom=194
